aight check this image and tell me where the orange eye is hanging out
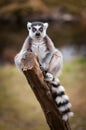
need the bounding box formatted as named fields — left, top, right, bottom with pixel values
left=32, top=27, right=36, bottom=32
left=39, top=27, right=43, bottom=32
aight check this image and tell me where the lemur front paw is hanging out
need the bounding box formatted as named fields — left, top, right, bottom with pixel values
left=20, top=50, right=28, bottom=60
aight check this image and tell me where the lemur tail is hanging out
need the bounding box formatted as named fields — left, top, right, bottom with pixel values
left=50, top=79, right=74, bottom=121
left=44, top=72, right=74, bottom=121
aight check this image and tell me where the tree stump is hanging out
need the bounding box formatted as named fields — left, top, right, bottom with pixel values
left=21, top=52, right=71, bottom=130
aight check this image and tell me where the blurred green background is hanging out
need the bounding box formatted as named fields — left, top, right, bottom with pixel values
left=0, top=0, right=86, bottom=130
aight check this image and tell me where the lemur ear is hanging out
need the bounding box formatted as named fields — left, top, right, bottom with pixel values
left=44, top=23, right=48, bottom=29
left=27, top=22, right=32, bottom=30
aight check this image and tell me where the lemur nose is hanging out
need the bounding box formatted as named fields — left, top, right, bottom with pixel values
left=36, top=32, right=40, bottom=36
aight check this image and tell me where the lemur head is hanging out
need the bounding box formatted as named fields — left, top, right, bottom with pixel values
left=27, top=22, right=48, bottom=39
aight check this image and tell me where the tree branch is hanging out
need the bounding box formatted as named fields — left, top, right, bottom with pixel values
left=21, top=52, right=71, bottom=130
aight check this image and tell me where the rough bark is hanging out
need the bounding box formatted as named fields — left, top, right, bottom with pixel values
left=21, top=52, right=71, bottom=130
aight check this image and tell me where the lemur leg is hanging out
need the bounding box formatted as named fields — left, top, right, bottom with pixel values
left=45, top=51, right=63, bottom=84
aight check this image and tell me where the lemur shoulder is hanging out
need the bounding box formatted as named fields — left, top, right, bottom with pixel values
left=14, top=22, right=74, bottom=121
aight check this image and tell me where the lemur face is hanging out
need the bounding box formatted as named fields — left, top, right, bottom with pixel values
left=27, top=22, right=48, bottom=39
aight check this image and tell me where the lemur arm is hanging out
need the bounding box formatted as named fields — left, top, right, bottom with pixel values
left=14, top=36, right=32, bottom=71
left=19, top=36, right=32, bottom=54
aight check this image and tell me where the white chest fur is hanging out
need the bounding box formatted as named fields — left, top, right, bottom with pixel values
left=31, top=40, right=47, bottom=62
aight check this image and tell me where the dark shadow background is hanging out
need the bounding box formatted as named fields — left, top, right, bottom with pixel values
left=0, top=0, right=86, bottom=64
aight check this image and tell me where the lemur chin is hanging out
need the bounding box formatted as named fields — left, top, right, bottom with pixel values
left=14, top=21, right=74, bottom=121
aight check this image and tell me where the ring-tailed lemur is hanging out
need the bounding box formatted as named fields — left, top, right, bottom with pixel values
left=14, top=21, right=74, bottom=121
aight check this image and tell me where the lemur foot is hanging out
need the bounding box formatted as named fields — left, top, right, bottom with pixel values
left=45, top=72, right=54, bottom=82
left=44, top=72, right=60, bottom=85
